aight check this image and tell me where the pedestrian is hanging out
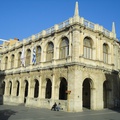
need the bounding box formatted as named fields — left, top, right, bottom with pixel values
left=56, top=103, right=61, bottom=111
left=51, top=102, right=57, bottom=111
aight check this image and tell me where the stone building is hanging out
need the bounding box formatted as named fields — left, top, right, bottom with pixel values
left=0, top=2, right=120, bottom=112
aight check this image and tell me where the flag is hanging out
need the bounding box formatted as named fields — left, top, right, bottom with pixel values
left=32, top=46, right=36, bottom=64
left=21, top=46, right=25, bottom=66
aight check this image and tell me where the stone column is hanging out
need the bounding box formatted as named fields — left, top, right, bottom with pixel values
left=38, top=77, right=42, bottom=98
left=4, top=81, right=9, bottom=96
left=29, top=84, right=34, bottom=98
left=72, top=25, right=80, bottom=62
left=69, top=30, right=72, bottom=56
left=41, top=86, right=45, bottom=99
left=68, top=66, right=83, bottom=112
left=51, top=74, right=55, bottom=99
left=19, top=78, right=25, bottom=103
left=90, top=88, right=96, bottom=110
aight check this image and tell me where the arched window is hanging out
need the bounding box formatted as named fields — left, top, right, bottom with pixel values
left=103, top=43, right=108, bottom=63
left=59, top=37, right=69, bottom=59
left=83, top=37, right=92, bottom=59
left=46, top=42, right=54, bottom=61
left=26, top=49, right=31, bottom=66
left=5, top=56, right=8, bottom=69
left=16, top=81, right=20, bottom=96
left=45, top=79, right=52, bottom=99
left=9, top=81, right=12, bottom=95
left=11, top=54, right=15, bottom=69
left=59, top=78, right=67, bottom=100
left=24, top=80, right=28, bottom=97
left=18, top=52, right=22, bottom=67
left=34, top=80, right=39, bottom=98
left=36, top=46, right=41, bottom=64
left=2, top=81, right=5, bottom=95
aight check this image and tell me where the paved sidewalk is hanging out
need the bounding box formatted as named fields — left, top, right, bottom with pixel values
left=0, top=105, right=120, bottom=120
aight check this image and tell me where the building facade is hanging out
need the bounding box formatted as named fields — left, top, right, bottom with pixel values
left=0, top=2, right=120, bottom=112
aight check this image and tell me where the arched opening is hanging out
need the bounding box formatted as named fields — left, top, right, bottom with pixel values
left=45, top=79, right=52, bottom=99
left=16, top=81, right=20, bottom=96
left=59, top=37, right=69, bottom=59
left=46, top=42, right=54, bottom=61
left=34, top=80, right=39, bottom=98
left=24, top=80, right=28, bottom=103
left=103, top=81, right=110, bottom=108
left=9, top=81, right=12, bottom=95
left=82, top=78, right=91, bottom=109
left=59, top=78, right=67, bottom=100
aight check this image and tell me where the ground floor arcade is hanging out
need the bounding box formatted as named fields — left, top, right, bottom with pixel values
left=1, top=65, right=119, bottom=112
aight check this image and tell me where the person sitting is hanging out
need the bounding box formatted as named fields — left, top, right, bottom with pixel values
left=56, top=103, right=61, bottom=111
left=51, top=102, right=57, bottom=111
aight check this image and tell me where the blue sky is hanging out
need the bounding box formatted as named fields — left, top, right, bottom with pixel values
left=0, top=0, right=120, bottom=43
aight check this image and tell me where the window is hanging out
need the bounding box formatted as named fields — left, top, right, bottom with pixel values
left=18, top=52, right=21, bottom=67
left=83, top=37, right=92, bottom=59
left=103, top=43, right=108, bottom=63
left=11, top=54, right=15, bottom=68
left=5, top=57, right=8, bottom=69
left=59, top=37, right=69, bottom=59
left=36, top=46, right=41, bottom=63
left=26, top=49, right=31, bottom=66
left=46, top=42, right=54, bottom=61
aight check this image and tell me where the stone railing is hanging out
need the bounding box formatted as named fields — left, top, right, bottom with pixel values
left=2, top=16, right=116, bottom=52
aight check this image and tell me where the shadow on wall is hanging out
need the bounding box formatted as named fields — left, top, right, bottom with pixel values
left=0, top=109, right=16, bottom=120
left=0, top=70, right=6, bottom=105
left=104, top=70, right=120, bottom=109
left=0, top=95, right=3, bottom=105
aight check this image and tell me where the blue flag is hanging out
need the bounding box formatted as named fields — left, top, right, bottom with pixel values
left=32, top=46, right=36, bottom=64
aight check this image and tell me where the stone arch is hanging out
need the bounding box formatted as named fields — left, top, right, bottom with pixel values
left=83, top=36, right=94, bottom=46
left=82, top=78, right=94, bottom=109
left=59, top=77, right=68, bottom=100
